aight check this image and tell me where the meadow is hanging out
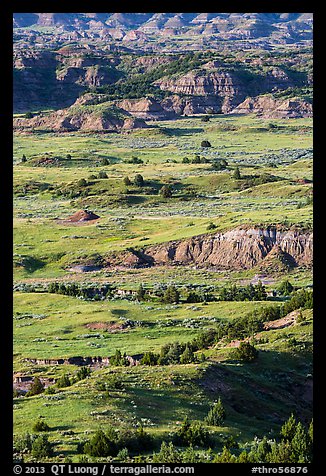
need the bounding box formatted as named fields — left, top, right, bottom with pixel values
left=13, top=113, right=313, bottom=462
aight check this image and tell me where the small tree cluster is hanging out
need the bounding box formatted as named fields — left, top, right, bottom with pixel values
left=109, top=349, right=129, bottom=367
left=219, top=282, right=267, bottom=301
left=173, top=417, right=211, bottom=447
left=31, top=434, right=54, bottom=459
left=211, top=159, right=228, bottom=171
left=56, top=374, right=71, bottom=388
left=83, top=426, right=154, bottom=457
left=163, top=285, right=180, bottom=303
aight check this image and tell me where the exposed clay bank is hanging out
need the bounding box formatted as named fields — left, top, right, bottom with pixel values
left=109, top=227, right=313, bottom=271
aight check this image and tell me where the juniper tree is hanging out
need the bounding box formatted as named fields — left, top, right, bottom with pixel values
left=233, top=167, right=241, bottom=179
left=205, top=397, right=226, bottom=426
left=160, top=184, right=173, bottom=198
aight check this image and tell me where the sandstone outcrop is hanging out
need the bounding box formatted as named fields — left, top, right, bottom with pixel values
left=13, top=105, right=148, bottom=132
left=117, top=98, right=168, bottom=119
left=109, top=227, right=312, bottom=270
left=155, top=70, right=249, bottom=112
left=232, top=95, right=313, bottom=118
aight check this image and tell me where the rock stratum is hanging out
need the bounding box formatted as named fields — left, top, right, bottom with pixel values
left=109, top=227, right=313, bottom=270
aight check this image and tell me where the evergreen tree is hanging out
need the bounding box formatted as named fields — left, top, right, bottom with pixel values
left=134, top=174, right=144, bottom=186
left=213, top=446, right=237, bottom=463
left=266, top=440, right=293, bottom=463
left=163, top=285, right=180, bottom=303
left=76, top=367, right=91, bottom=381
left=151, top=441, right=182, bottom=463
left=32, top=417, right=50, bottom=432
left=201, top=140, right=211, bottom=147
left=123, top=176, right=132, bottom=186
left=160, top=184, right=173, bottom=198
left=233, top=167, right=241, bottom=179
left=84, top=429, right=117, bottom=457
left=290, top=422, right=312, bottom=463
left=280, top=414, right=297, bottom=441
left=77, top=178, right=87, bottom=187
left=26, top=377, right=44, bottom=397
left=278, top=280, right=294, bottom=296
left=136, top=283, right=146, bottom=301
left=205, top=397, right=226, bottom=426
left=140, top=351, right=159, bottom=366
left=308, top=419, right=313, bottom=443
left=180, top=345, right=196, bottom=364
left=56, top=374, right=71, bottom=388
left=31, top=434, right=53, bottom=459
left=255, top=280, right=267, bottom=300
left=110, top=349, right=129, bottom=366
left=234, top=341, right=259, bottom=362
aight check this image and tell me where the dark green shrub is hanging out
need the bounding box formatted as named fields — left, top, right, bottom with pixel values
left=201, top=140, right=211, bottom=147
left=76, top=367, right=91, bottom=381
left=77, top=178, right=87, bottom=187
left=26, top=377, right=44, bottom=397
left=31, top=434, right=53, bottom=459
left=140, top=352, right=159, bottom=366
left=233, top=167, right=241, bottom=179
left=234, top=342, right=259, bottom=362
left=205, top=397, right=226, bottom=426
left=134, top=174, right=144, bottom=186
left=206, top=222, right=217, bottom=230
left=174, top=417, right=210, bottom=447
left=278, top=280, right=294, bottom=296
left=56, top=374, right=71, bottom=388
left=163, top=285, right=179, bottom=303
left=180, top=345, right=196, bottom=364
left=32, top=417, right=50, bottom=432
left=109, top=349, right=129, bottom=367
left=159, top=184, right=172, bottom=198
left=84, top=429, right=117, bottom=457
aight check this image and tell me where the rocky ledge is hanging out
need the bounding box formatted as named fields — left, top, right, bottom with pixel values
left=108, top=226, right=313, bottom=271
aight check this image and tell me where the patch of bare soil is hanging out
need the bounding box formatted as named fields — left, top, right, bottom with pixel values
left=85, top=321, right=128, bottom=333
left=56, top=209, right=100, bottom=225
left=263, top=310, right=298, bottom=330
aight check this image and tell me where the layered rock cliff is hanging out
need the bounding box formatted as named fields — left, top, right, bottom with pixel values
left=232, top=95, right=313, bottom=118
left=13, top=106, right=148, bottom=132
left=155, top=70, right=249, bottom=112
left=110, top=227, right=313, bottom=270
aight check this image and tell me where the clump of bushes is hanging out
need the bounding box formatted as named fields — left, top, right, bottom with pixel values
left=233, top=341, right=259, bottom=362
left=32, top=417, right=50, bottom=432
left=173, top=417, right=211, bottom=447
left=83, top=426, right=154, bottom=457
